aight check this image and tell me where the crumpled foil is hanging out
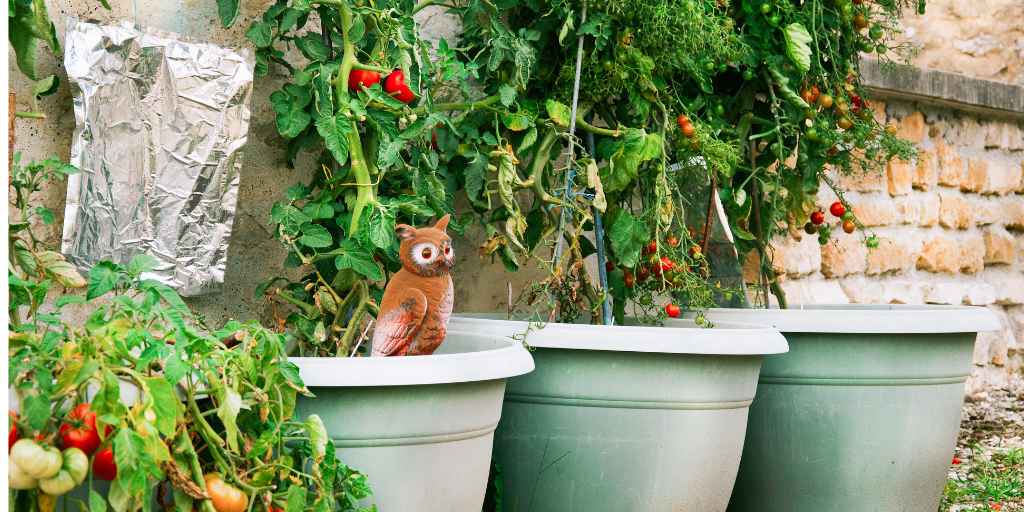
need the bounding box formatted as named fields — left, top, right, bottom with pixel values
left=61, top=19, right=255, bottom=296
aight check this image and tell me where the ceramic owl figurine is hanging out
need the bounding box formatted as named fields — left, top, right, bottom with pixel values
left=371, top=214, right=455, bottom=357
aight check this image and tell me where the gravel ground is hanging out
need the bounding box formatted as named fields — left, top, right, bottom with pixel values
left=942, top=376, right=1024, bottom=512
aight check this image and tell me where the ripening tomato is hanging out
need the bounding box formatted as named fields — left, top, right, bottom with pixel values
left=347, top=69, right=381, bottom=92
left=9, top=411, right=19, bottom=451
left=818, top=94, right=834, bottom=109
left=837, top=117, right=853, bottom=130
left=829, top=201, right=846, bottom=218
left=842, top=219, right=856, bottom=234
left=623, top=270, right=636, bottom=288
left=681, top=122, right=696, bottom=138
left=666, top=235, right=680, bottom=248
left=205, top=474, right=249, bottom=512
left=664, top=303, right=681, bottom=318
left=644, top=240, right=658, bottom=255
left=92, top=446, right=117, bottom=481
left=810, top=210, right=825, bottom=225
left=383, top=70, right=415, bottom=104
left=658, top=256, right=675, bottom=273
left=60, top=404, right=101, bottom=456
left=676, top=114, right=690, bottom=131
left=636, top=266, right=650, bottom=282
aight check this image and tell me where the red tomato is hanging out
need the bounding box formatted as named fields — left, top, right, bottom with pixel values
left=644, top=240, right=658, bottom=255
left=636, top=266, right=650, bottom=282
left=92, top=446, right=117, bottom=481
left=347, top=69, right=381, bottom=92
left=810, top=210, right=825, bottom=225
left=681, top=122, right=696, bottom=138
left=623, top=270, right=635, bottom=288
left=383, top=70, right=415, bottom=104
left=666, top=235, right=680, bottom=248
left=59, top=403, right=101, bottom=456
left=951, top=456, right=961, bottom=465
left=9, top=411, right=18, bottom=451
left=605, top=260, right=615, bottom=273
left=829, top=201, right=846, bottom=217
left=659, top=256, right=675, bottom=272
left=665, top=303, right=681, bottom=318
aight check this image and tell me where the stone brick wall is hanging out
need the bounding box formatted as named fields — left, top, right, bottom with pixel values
left=901, top=0, right=1024, bottom=85
left=753, top=98, right=1024, bottom=394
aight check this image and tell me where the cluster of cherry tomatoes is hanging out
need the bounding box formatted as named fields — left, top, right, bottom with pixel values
left=606, top=235, right=707, bottom=320
left=348, top=68, right=416, bottom=104
left=806, top=201, right=856, bottom=245
left=800, top=80, right=867, bottom=143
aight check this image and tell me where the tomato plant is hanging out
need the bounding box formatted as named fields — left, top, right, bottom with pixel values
left=222, top=0, right=510, bottom=356
left=8, top=157, right=373, bottom=512
left=449, top=0, right=921, bottom=315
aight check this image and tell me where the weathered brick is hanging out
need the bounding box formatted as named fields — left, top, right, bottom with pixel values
left=960, top=234, right=986, bottom=274
left=923, top=282, right=964, bottom=304
left=919, top=194, right=940, bottom=227
left=853, top=197, right=899, bottom=227
left=917, top=237, right=960, bottom=273
left=837, top=170, right=886, bottom=193
left=972, top=198, right=999, bottom=226
left=1019, top=161, right=1024, bottom=194
left=894, top=195, right=939, bottom=226
left=897, top=112, right=926, bottom=144
left=913, top=150, right=938, bottom=191
left=984, top=122, right=1024, bottom=150
left=887, top=158, right=913, bottom=196
left=820, top=236, right=868, bottom=278
left=984, top=227, right=1016, bottom=265
left=935, top=141, right=965, bottom=188
left=990, top=274, right=1024, bottom=305
left=962, top=159, right=1022, bottom=195
left=938, top=193, right=973, bottom=229
left=768, top=235, right=822, bottom=277
left=866, top=237, right=914, bottom=275
left=1007, top=199, right=1024, bottom=232
left=779, top=279, right=850, bottom=305
left=963, top=283, right=997, bottom=306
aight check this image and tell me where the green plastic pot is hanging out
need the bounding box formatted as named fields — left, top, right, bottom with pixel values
left=448, top=315, right=788, bottom=512
left=701, top=305, right=1000, bottom=512
left=290, top=331, right=533, bottom=512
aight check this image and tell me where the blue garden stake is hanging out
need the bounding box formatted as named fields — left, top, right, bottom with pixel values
left=587, top=129, right=613, bottom=326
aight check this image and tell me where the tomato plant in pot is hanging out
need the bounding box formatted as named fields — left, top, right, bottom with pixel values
left=215, top=1, right=534, bottom=509
left=8, top=156, right=372, bottom=512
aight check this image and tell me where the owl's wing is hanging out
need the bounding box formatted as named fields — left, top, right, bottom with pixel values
left=371, top=289, right=428, bottom=357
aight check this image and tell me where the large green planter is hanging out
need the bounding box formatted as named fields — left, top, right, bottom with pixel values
left=290, top=331, right=534, bottom=512
left=701, top=305, right=1000, bottom=512
left=448, top=315, right=788, bottom=512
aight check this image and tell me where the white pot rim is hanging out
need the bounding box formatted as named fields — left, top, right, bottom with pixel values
left=289, top=331, right=534, bottom=387
left=448, top=313, right=789, bottom=356
left=698, top=304, right=1001, bottom=334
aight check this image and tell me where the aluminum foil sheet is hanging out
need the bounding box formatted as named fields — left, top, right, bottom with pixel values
left=61, top=19, right=255, bottom=296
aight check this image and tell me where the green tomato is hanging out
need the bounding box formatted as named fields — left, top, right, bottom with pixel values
left=869, top=25, right=884, bottom=40
left=11, top=439, right=62, bottom=479
left=760, top=3, right=771, bottom=14
left=62, top=448, right=89, bottom=485
left=742, top=69, right=755, bottom=81
left=841, top=211, right=854, bottom=221
left=841, top=3, right=853, bottom=16
left=805, top=127, right=820, bottom=142
left=9, top=458, right=38, bottom=490
left=876, top=44, right=888, bottom=54
left=805, top=108, right=818, bottom=120
left=713, top=104, right=725, bottom=116
left=704, top=61, right=716, bottom=72
left=768, top=14, right=781, bottom=26
left=39, top=470, right=77, bottom=496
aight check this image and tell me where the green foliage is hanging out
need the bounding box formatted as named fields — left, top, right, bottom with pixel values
left=941, top=447, right=1023, bottom=511
left=8, top=157, right=373, bottom=512
left=226, top=0, right=509, bottom=356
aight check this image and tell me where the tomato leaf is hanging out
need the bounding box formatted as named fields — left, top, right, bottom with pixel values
left=38, top=251, right=87, bottom=288
left=545, top=100, right=571, bottom=127
left=299, top=223, right=333, bottom=248
left=367, top=209, right=396, bottom=250
left=783, top=23, right=813, bottom=74
left=89, top=490, right=108, bottom=512
left=315, top=113, right=352, bottom=165
left=216, top=0, right=239, bottom=27
left=608, top=211, right=648, bottom=268
left=270, top=86, right=313, bottom=139
left=126, top=253, right=158, bottom=276
left=87, top=261, right=121, bottom=298
left=246, top=21, right=274, bottom=48
left=217, top=385, right=244, bottom=452
left=334, top=242, right=383, bottom=281
left=143, top=377, right=181, bottom=437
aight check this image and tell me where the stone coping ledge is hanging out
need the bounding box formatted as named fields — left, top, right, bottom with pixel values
left=860, top=58, right=1024, bottom=120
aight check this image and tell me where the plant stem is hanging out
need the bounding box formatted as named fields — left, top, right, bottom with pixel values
left=575, top=115, right=619, bottom=138
left=425, top=94, right=502, bottom=114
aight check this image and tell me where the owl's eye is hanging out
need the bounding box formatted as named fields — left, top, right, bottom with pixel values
left=421, top=247, right=433, bottom=259
left=411, top=242, right=439, bottom=266
left=444, top=246, right=451, bottom=255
